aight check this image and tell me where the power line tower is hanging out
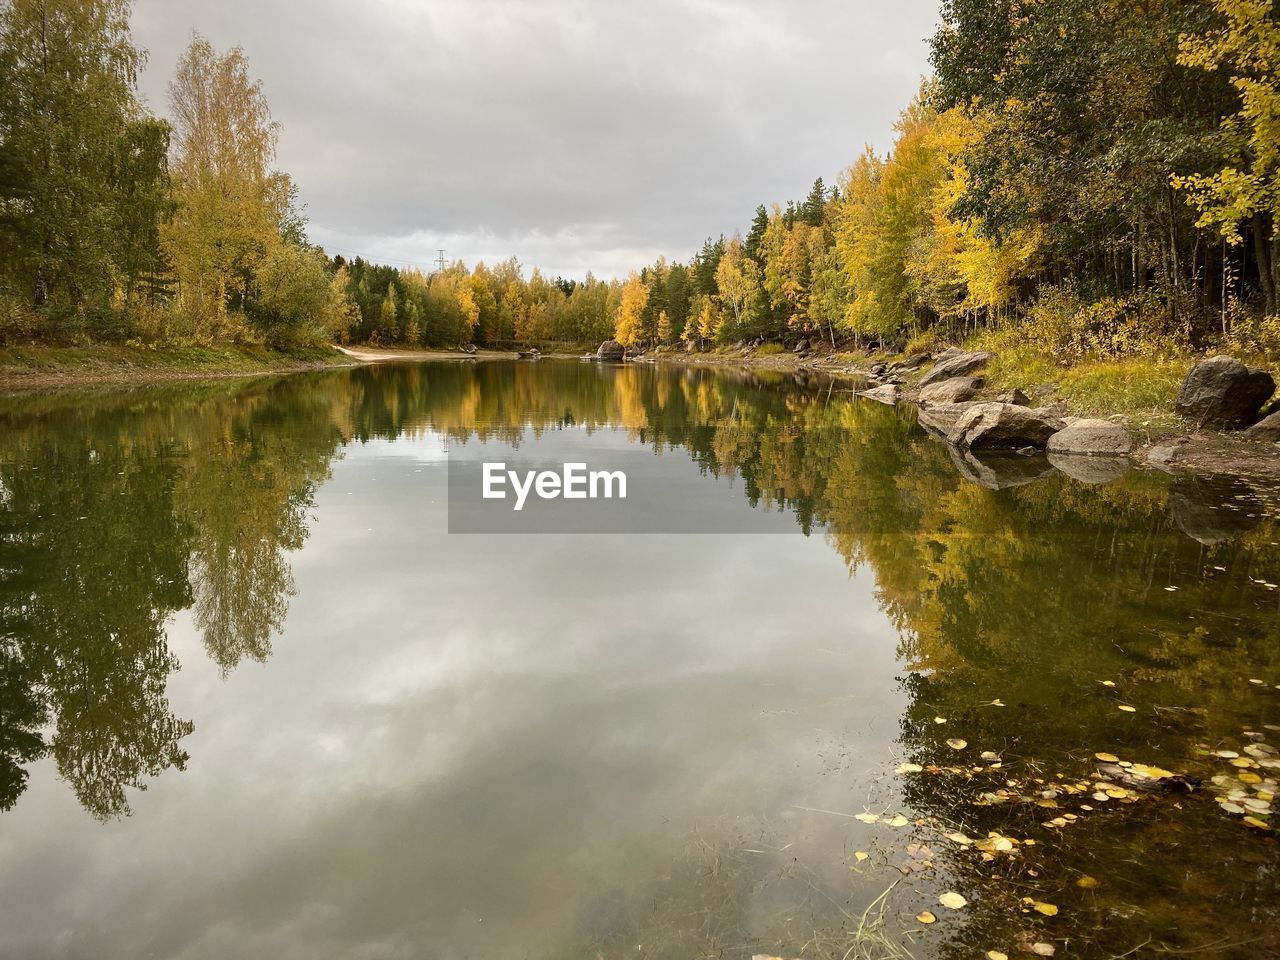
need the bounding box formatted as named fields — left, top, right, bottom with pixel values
left=435, top=249, right=446, bottom=273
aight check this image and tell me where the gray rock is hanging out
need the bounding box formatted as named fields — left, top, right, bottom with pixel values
left=1146, top=438, right=1189, bottom=471
left=1046, top=418, right=1134, bottom=456
left=933, top=347, right=964, bottom=363
left=1245, top=411, right=1280, bottom=442
left=858, top=384, right=899, bottom=405
left=919, top=376, right=984, bottom=404
left=920, top=350, right=993, bottom=387
left=1174, top=355, right=1275, bottom=429
left=891, top=351, right=932, bottom=371
left=916, top=401, right=985, bottom=438
left=597, top=339, right=626, bottom=361
left=996, top=388, right=1030, bottom=406
left=949, top=447, right=1056, bottom=490
left=947, top=402, right=1066, bottom=450
left=1047, top=452, right=1133, bottom=485
left=870, top=363, right=888, bottom=375
left=793, top=337, right=810, bottom=353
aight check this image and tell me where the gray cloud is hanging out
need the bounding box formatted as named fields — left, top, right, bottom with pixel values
left=131, top=0, right=939, bottom=278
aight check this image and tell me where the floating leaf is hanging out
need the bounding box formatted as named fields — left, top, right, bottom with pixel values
left=981, top=751, right=1000, bottom=761
left=946, top=738, right=968, bottom=750
left=1031, top=900, right=1059, bottom=917
left=1215, top=750, right=1240, bottom=759
left=887, top=814, right=910, bottom=827
left=1032, top=943, right=1056, bottom=956
left=1117, top=705, right=1137, bottom=713
left=934, top=716, right=947, bottom=724
left=1243, top=816, right=1272, bottom=830
left=939, top=891, right=967, bottom=910
left=987, top=952, right=1008, bottom=960
left=1076, top=875, right=1098, bottom=889
left=1094, top=752, right=1119, bottom=762
left=1129, top=763, right=1175, bottom=780
left=916, top=910, right=936, bottom=924
left=896, top=763, right=924, bottom=774
left=855, top=813, right=880, bottom=824
left=1099, top=680, right=1116, bottom=687
left=944, top=832, right=974, bottom=845
left=854, top=851, right=869, bottom=862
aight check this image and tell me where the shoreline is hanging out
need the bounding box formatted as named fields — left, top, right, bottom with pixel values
left=0, top=342, right=522, bottom=394
left=6, top=339, right=1280, bottom=483
left=648, top=344, right=1280, bottom=483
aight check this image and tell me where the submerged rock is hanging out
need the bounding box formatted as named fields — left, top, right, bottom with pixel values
left=858, top=383, right=899, bottom=405
left=1169, top=475, right=1260, bottom=545
left=1174, top=355, right=1274, bottom=429
left=1047, top=452, right=1133, bottom=484
left=1046, top=419, right=1134, bottom=456
left=920, top=376, right=984, bottom=404
left=597, top=339, right=625, bottom=362
left=920, top=350, right=993, bottom=387
left=949, top=447, right=1056, bottom=490
left=947, top=402, right=1066, bottom=451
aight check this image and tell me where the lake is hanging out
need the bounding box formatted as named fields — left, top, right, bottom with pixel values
left=1, top=359, right=1278, bottom=959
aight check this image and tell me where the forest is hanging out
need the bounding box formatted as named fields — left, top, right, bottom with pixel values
left=1, top=0, right=1277, bottom=359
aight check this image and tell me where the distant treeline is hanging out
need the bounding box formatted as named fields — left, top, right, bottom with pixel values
left=607, top=0, right=1280, bottom=357
left=2, top=0, right=1277, bottom=356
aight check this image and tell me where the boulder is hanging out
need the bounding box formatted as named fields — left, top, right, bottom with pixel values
left=947, top=402, right=1065, bottom=451
left=597, top=339, right=626, bottom=361
left=1245, top=411, right=1280, bottom=442
left=996, top=388, right=1030, bottom=406
left=919, top=350, right=993, bottom=388
left=919, top=376, right=984, bottom=404
left=1046, top=419, right=1134, bottom=457
left=858, top=384, right=899, bottom=405
left=1174, top=355, right=1275, bottom=428
left=933, top=347, right=964, bottom=363
left=794, top=337, right=810, bottom=354
left=917, top=401, right=985, bottom=438
left=1047, top=452, right=1132, bottom=485
left=870, top=363, right=888, bottom=375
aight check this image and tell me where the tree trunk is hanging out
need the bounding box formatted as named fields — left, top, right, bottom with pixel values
left=1254, top=213, right=1276, bottom=315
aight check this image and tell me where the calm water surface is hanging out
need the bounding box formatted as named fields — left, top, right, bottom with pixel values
left=1, top=360, right=1278, bottom=959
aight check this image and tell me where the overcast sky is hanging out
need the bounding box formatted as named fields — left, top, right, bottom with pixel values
left=131, top=0, right=940, bottom=280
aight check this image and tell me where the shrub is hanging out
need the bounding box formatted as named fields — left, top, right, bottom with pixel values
left=1016, top=287, right=1187, bottom=361
left=755, top=342, right=785, bottom=356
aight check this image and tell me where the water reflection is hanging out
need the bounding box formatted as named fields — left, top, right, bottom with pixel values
left=0, top=361, right=1277, bottom=958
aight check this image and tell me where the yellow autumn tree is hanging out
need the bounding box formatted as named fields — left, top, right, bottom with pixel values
left=613, top=272, right=649, bottom=346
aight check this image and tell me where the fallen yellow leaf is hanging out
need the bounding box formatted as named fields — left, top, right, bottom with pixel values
left=939, top=891, right=967, bottom=910
left=916, top=910, right=936, bottom=924
left=1094, top=752, right=1119, bottom=762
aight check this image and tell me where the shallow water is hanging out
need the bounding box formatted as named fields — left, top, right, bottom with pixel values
left=1, top=360, right=1278, bottom=959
